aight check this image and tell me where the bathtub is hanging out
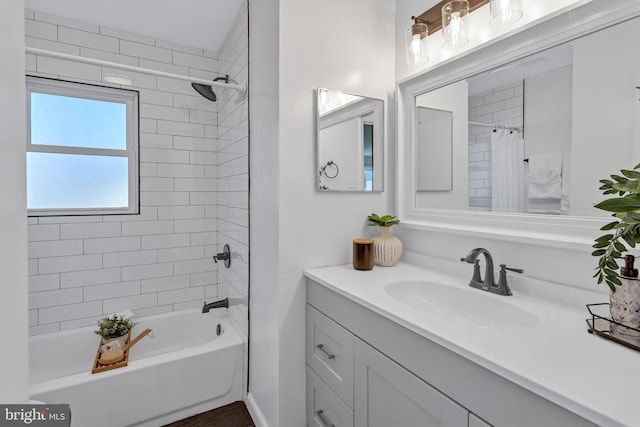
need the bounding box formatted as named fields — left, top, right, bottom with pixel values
left=29, top=308, right=243, bottom=427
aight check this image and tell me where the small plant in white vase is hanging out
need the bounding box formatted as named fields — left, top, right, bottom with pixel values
left=95, top=315, right=137, bottom=353
left=367, top=213, right=402, bottom=267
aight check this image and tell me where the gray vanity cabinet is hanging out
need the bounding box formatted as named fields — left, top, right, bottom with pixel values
left=354, top=338, right=468, bottom=427
left=306, top=303, right=476, bottom=427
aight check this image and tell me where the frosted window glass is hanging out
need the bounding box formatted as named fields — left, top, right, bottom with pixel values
left=31, top=93, right=126, bottom=150
left=27, top=153, right=129, bottom=210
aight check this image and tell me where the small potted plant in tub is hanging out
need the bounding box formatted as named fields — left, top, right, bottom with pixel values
left=95, top=315, right=137, bottom=353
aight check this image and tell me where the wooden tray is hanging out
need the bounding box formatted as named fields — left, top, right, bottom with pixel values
left=91, top=330, right=131, bottom=374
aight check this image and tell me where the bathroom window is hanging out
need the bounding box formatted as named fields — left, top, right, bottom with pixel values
left=26, top=76, right=139, bottom=216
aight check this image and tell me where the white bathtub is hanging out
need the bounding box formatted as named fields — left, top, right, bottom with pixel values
left=29, top=308, right=243, bottom=427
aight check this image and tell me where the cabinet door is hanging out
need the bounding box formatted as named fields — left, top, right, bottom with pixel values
left=354, top=338, right=468, bottom=427
left=469, top=413, right=492, bottom=427
left=307, top=305, right=355, bottom=408
left=307, top=366, right=354, bottom=427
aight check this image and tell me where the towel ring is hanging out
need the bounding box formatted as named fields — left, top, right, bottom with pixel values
left=319, top=161, right=339, bottom=179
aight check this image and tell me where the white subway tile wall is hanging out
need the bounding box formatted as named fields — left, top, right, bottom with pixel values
left=468, top=81, right=524, bottom=210
left=25, top=2, right=249, bottom=397
left=25, top=3, right=248, bottom=339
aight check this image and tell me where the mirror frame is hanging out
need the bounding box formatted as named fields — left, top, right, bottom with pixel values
left=316, top=88, right=384, bottom=192
left=397, top=1, right=640, bottom=250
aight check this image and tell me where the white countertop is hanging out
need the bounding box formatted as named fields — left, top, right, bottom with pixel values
left=304, top=261, right=639, bottom=427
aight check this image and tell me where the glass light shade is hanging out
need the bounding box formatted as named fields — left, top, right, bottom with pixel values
left=405, top=21, right=428, bottom=66
left=442, top=1, right=469, bottom=50
left=490, top=0, right=523, bottom=26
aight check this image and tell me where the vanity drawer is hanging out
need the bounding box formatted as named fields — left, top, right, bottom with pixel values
left=307, top=366, right=354, bottom=427
left=307, top=304, right=354, bottom=408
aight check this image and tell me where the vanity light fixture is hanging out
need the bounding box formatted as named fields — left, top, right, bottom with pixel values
left=406, top=16, right=429, bottom=66
left=407, top=0, right=525, bottom=64
left=490, top=0, right=523, bottom=26
left=442, top=0, right=470, bottom=50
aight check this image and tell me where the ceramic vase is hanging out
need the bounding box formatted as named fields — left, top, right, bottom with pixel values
left=372, top=226, right=402, bottom=267
left=610, top=277, right=640, bottom=343
left=99, top=334, right=128, bottom=354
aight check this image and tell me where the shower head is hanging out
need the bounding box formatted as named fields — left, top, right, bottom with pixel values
left=191, top=83, right=217, bottom=102
left=190, top=75, right=230, bottom=103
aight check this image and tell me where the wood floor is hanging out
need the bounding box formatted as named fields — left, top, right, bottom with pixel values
left=163, top=401, right=255, bottom=427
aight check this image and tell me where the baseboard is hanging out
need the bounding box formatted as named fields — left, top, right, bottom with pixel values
left=245, top=393, right=269, bottom=427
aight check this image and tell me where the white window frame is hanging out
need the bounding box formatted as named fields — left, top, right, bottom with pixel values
left=26, top=76, right=139, bottom=216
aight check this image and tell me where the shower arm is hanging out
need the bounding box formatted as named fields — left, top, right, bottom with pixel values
left=25, top=47, right=248, bottom=101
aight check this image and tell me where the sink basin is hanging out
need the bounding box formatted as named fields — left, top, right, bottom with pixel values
left=384, top=281, right=539, bottom=331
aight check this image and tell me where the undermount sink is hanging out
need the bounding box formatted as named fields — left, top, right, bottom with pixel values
left=384, top=281, right=539, bottom=331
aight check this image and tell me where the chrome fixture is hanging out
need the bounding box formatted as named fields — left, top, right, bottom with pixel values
left=460, top=248, right=523, bottom=296
left=202, top=298, right=229, bottom=313
left=213, top=244, right=231, bottom=268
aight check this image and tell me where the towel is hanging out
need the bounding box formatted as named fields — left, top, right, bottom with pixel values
left=527, top=152, right=563, bottom=199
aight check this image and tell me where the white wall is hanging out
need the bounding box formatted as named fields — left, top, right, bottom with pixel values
left=248, top=0, right=396, bottom=425
left=525, top=65, right=572, bottom=213
left=0, top=1, right=29, bottom=403
left=416, top=107, right=453, bottom=191
left=318, top=118, right=363, bottom=191
left=525, top=66, right=572, bottom=157
left=416, top=80, right=469, bottom=209
left=571, top=16, right=640, bottom=217
left=247, top=0, right=280, bottom=423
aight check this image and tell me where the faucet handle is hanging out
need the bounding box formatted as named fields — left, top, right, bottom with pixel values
left=497, top=264, right=523, bottom=296
left=500, top=264, right=524, bottom=274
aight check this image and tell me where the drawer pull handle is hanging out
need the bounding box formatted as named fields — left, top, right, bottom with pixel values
left=316, top=410, right=335, bottom=427
left=316, top=344, right=336, bottom=360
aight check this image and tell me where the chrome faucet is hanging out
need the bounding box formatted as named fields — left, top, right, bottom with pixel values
left=460, top=248, right=523, bottom=296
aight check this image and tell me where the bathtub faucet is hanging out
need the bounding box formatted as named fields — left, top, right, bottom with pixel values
left=202, top=298, right=229, bottom=313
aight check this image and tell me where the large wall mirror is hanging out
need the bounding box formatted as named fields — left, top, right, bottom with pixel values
left=316, top=88, right=384, bottom=192
left=398, top=2, right=640, bottom=245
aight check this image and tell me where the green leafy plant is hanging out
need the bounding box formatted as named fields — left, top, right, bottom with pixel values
left=367, top=213, right=400, bottom=227
left=593, top=163, right=640, bottom=292
left=95, top=315, right=137, bottom=341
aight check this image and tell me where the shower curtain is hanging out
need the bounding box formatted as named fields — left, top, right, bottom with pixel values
left=491, top=129, right=525, bottom=212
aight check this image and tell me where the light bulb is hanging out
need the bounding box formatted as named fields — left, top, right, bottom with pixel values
left=410, top=35, right=423, bottom=64
left=442, top=1, right=469, bottom=50
left=451, top=12, right=462, bottom=45
left=405, top=20, right=428, bottom=65
left=490, top=0, right=523, bottom=26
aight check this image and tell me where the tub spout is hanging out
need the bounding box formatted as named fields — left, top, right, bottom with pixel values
left=202, top=298, right=229, bottom=313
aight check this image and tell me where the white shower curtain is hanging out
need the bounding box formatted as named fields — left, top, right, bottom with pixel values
left=491, top=129, right=525, bottom=212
